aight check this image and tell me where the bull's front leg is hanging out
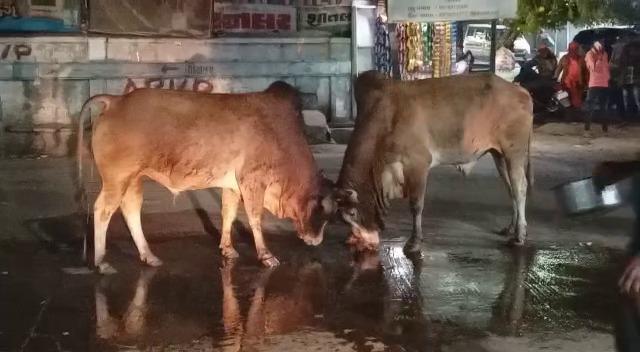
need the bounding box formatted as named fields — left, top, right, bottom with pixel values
left=507, top=160, right=528, bottom=246
left=239, top=182, right=280, bottom=267
left=220, top=188, right=241, bottom=259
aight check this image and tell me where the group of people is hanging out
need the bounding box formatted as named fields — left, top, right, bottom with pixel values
left=554, top=40, right=614, bottom=134
left=511, top=36, right=640, bottom=135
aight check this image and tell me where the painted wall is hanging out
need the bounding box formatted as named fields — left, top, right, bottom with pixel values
left=0, top=36, right=352, bottom=133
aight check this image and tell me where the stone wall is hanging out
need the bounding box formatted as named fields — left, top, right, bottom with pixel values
left=0, top=36, right=352, bottom=132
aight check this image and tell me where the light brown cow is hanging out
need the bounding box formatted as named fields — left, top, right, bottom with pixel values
left=334, top=71, right=533, bottom=254
left=77, top=83, right=335, bottom=274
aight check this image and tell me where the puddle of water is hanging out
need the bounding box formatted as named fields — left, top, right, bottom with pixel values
left=0, top=214, right=630, bottom=351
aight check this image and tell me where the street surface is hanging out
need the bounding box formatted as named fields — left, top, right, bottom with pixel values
left=1, top=125, right=639, bottom=351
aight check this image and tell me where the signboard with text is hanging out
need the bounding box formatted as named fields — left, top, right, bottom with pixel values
left=213, top=3, right=296, bottom=33
left=299, top=6, right=350, bottom=31
left=297, top=0, right=351, bottom=7
left=388, top=0, right=517, bottom=23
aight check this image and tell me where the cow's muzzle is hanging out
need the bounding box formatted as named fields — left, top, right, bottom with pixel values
left=345, top=221, right=380, bottom=252
left=302, top=235, right=323, bottom=246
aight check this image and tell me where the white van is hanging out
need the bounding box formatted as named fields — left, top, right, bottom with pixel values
left=463, top=24, right=531, bottom=64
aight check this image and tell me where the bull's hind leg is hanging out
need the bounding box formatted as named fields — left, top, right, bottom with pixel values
left=403, top=161, right=430, bottom=256
left=94, top=181, right=126, bottom=274
left=121, top=178, right=162, bottom=267
left=491, top=151, right=517, bottom=236
left=239, top=183, right=279, bottom=267
left=220, top=188, right=240, bottom=259
left=506, top=156, right=528, bottom=246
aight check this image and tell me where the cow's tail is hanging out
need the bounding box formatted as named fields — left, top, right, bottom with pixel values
left=76, top=94, right=114, bottom=262
left=526, top=127, right=534, bottom=194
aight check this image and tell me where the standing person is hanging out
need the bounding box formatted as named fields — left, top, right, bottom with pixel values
left=535, top=44, right=558, bottom=80
left=593, top=161, right=640, bottom=351
left=584, top=41, right=611, bottom=134
left=554, top=41, right=587, bottom=113
left=620, top=40, right=640, bottom=119
left=537, top=29, right=556, bottom=53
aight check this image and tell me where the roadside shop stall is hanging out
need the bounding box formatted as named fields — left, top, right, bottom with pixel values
left=369, top=0, right=517, bottom=80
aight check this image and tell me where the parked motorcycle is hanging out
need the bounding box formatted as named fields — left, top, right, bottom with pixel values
left=514, top=59, right=570, bottom=117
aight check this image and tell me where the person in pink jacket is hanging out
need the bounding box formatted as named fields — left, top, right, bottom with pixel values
left=584, top=41, right=611, bottom=133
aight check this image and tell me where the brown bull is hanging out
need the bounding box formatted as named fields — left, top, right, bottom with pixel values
left=335, top=71, right=533, bottom=254
left=77, top=83, right=335, bottom=274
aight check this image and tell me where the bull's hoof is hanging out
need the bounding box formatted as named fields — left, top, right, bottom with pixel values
left=221, top=246, right=239, bottom=259
left=260, top=254, right=280, bottom=268
left=97, top=317, right=119, bottom=339
left=507, top=237, right=526, bottom=247
left=403, top=240, right=423, bottom=258
left=141, top=253, right=163, bottom=267
left=97, top=262, right=118, bottom=275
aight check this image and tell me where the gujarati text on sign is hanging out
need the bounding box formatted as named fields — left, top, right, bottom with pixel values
left=388, top=0, right=517, bottom=23
left=213, top=3, right=296, bottom=33
left=300, top=6, right=351, bottom=30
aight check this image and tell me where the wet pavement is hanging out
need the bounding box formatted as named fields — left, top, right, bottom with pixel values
left=1, top=131, right=639, bottom=351
left=0, top=224, right=627, bottom=352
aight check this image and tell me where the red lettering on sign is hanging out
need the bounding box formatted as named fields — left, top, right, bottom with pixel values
left=276, top=14, right=291, bottom=31
left=221, top=14, right=237, bottom=29
left=214, top=10, right=293, bottom=32
left=240, top=13, right=250, bottom=29
left=252, top=13, right=266, bottom=30
left=222, top=13, right=251, bottom=29
left=266, top=13, right=275, bottom=30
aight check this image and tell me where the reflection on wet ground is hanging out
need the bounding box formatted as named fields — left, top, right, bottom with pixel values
left=1, top=130, right=75, bottom=159
left=0, top=213, right=625, bottom=351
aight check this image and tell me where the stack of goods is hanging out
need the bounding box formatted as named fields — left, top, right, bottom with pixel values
left=450, top=22, right=457, bottom=75
left=393, top=21, right=456, bottom=80
left=422, top=23, right=434, bottom=75
left=374, top=15, right=392, bottom=76
left=431, top=22, right=444, bottom=77
left=396, top=23, right=407, bottom=80
left=431, top=22, right=453, bottom=78
left=396, top=22, right=425, bottom=80
left=405, top=22, right=424, bottom=75
left=443, top=22, right=452, bottom=76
